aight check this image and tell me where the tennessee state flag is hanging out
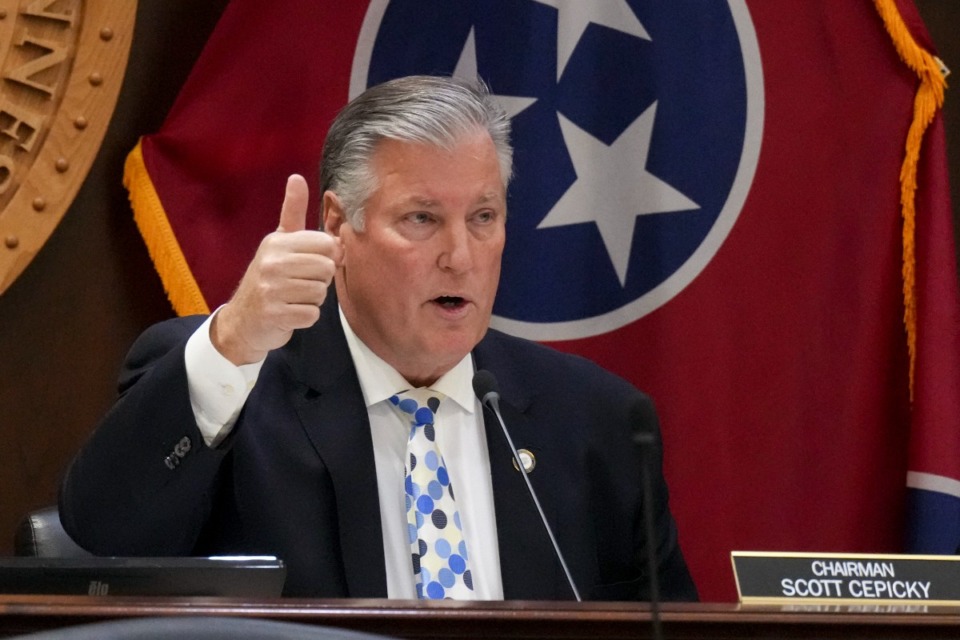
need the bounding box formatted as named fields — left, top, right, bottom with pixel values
left=124, top=0, right=960, bottom=601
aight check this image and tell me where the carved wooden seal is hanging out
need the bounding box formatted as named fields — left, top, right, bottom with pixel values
left=0, top=0, right=136, bottom=294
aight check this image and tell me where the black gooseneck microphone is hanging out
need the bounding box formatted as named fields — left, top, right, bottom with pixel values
left=632, top=405, right=663, bottom=640
left=472, top=369, right=581, bottom=602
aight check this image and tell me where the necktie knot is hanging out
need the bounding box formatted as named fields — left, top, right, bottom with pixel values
left=390, top=389, right=444, bottom=436
left=392, top=388, right=443, bottom=409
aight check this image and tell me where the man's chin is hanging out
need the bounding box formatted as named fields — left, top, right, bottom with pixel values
left=439, top=324, right=488, bottom=352
left=416, top=335, right=482, bottom=369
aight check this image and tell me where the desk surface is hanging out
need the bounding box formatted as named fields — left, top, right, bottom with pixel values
left=1, top=597, right=960, bottom=639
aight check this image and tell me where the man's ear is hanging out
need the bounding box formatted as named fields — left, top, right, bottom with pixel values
left=322, top=191, right=346, bottom=236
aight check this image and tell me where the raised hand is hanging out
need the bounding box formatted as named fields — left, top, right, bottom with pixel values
left=211, top=174, right=343, bottom=365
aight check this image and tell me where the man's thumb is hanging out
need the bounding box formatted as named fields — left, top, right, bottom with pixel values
left=277, top=174, right=309, bottom=232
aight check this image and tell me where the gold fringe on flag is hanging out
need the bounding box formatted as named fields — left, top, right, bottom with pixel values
left=872, top=0, right=949, bottom=400
left=123, top=139, right=211, bottom=316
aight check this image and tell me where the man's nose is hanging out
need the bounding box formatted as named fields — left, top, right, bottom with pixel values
left=437, top=222, right=473, bottom=273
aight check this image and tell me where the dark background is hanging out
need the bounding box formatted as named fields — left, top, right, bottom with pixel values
left=1, top=0, right=958, bottom=562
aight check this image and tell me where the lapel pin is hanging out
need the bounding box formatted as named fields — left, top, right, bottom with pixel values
left=511, top=448, right=536, bottom=473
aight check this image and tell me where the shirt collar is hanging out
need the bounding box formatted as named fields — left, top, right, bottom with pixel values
left=338, top=306, right=477, bottom=413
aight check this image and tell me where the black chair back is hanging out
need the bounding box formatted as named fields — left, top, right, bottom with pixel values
left=14, top=506, right=90, bottom=557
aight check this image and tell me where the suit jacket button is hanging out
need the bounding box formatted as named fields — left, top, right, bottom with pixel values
left=174, top=436, right=191, bottom=457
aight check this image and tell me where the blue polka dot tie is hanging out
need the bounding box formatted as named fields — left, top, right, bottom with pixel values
left=389, top=389, right=474, bottom=599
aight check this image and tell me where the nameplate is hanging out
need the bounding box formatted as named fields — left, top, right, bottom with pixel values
left=732, top=551, right=960, bottom=605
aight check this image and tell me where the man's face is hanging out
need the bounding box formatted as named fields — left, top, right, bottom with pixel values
left=324, top=130, right=506, bottom=387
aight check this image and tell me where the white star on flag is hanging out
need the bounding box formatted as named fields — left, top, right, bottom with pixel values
left=537, top=104, right=700, bottom=287
left=453, top=28, right=537, bottom=119
left=531, top=0, right=651, bottom=79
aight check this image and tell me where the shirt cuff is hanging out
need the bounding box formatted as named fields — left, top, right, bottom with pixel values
left=184, top=309, right=265, bottom=446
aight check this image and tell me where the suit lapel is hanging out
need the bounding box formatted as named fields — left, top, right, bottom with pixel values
left=474, top=335, right=565, bottom=600
left=282, top=294, right=387, bottom=597
left=277, top=311, right=572, bottom=600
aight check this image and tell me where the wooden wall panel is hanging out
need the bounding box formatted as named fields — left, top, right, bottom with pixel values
left=0, top=0, right=228, bottom=554
left=915, top=0, right=960, bottom=272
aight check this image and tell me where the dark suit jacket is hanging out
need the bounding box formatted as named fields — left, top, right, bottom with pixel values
left=60, top=295, right=697, bottom=601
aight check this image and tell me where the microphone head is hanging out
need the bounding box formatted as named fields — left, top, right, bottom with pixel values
left=629, top=400, right=660, bottom=449
left=472, top=369, right=500, bottom=406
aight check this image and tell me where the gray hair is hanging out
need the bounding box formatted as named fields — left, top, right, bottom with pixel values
left=320, top=75, right=513, bottom=229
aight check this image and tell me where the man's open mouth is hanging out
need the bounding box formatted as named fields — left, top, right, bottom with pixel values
left=434, top=296, right=466, bottom=309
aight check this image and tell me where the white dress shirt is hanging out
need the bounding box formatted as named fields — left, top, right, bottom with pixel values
left=183, top=309, right=505, bottom=599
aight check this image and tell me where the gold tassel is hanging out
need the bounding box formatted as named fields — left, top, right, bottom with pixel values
left=872, top=0, right=948, bottom=400
left=123, top=139, right=211, bottom=316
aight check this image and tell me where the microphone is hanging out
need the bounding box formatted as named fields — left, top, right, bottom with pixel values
left=472, top=369, right=582, bottom=602
left=632, top=405, right=663, bottom=640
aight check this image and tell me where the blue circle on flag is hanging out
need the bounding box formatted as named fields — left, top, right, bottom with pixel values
left=352, top=0, right=762, bottom=339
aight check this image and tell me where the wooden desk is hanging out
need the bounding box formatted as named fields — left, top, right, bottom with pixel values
left=1, top=598, right=959, bottom=639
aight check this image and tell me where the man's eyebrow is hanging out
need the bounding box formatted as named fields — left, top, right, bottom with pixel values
left=402, top=196, right=439, bottom=208
left=476, top=192, right=504, bottom=205
left=399, top=192, right=504, bottom=207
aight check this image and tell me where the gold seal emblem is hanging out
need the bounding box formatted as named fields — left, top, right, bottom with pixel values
left=0, top=0, right=135, bottom=294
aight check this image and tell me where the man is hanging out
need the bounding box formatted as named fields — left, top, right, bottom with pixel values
left=60, top=76, right=698, bottom=601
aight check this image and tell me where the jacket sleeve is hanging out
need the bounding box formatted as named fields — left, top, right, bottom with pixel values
left=59, top=315, right=232, bottom=556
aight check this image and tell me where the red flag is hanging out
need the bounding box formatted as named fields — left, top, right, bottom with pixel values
left=125, top=1, right=369, bottom=311
left=891, top=0, right=960, bottom=554
left=905, top=106, right=960, bottom=554
left=126, top=1, right=959, bottom=601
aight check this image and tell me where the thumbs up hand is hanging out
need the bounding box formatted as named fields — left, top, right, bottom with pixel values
left=211, top=175, right=343, bottom=365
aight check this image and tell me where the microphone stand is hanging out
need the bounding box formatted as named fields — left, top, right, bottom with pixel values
left=486, top=397, right=582, bottom=602
left=474, top=370, right=582, bottom=602
left=635, top=430, right=663, bottom=640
